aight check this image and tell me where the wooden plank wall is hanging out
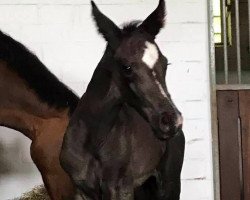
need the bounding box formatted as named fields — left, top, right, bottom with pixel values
left=217, top=91, right=242, bottom=200
left=239, top=91, right=250, bottom=200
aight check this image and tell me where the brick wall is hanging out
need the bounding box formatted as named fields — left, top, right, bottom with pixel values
left=0, top=0, right=214, bottom=199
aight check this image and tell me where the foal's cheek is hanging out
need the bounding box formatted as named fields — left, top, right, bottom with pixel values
left=129, top=83, right=137, bottom=94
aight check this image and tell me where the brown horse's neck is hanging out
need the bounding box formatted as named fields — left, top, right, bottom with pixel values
left=0, top=61, right=71, bottom=140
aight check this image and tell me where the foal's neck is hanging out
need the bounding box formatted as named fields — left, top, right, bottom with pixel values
left=83, top=67, right=123, bottom=136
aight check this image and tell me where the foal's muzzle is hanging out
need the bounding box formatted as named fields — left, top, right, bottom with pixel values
left=158, top=111, right=183, bottom=139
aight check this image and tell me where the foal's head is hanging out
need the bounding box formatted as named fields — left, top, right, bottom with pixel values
left=91, top=0, right=183, bottom=139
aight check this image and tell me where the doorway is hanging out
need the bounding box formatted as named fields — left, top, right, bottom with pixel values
left=212, top=0, right=250, bottom=199
left=217, top=90, right=250, bottom=200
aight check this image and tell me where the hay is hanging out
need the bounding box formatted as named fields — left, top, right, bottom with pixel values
left=13, top=185, right=50, bottom=200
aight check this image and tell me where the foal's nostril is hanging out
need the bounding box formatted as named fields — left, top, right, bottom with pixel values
left=161, top=112, right=172, bottom=125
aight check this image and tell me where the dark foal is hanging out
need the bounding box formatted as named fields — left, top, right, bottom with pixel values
left=0, top=30, right=79, bottom=199
left=60, top=1, right=185, bottom=200
left=0, top=21, right=184, bottom=200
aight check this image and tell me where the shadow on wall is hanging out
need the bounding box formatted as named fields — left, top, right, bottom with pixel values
left=0, top=140, right=15, bottom=174
left=0, top=127, right=35, bottom=176
left=0, top=127, right=43, bottom=199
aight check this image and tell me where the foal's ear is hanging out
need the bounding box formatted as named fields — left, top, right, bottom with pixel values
left=91, top=1, right=121, bottom=49
left=139, top=0, right=166, bottom=38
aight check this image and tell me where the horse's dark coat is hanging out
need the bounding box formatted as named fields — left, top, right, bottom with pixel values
left=60, top=0, right=185, bottom=199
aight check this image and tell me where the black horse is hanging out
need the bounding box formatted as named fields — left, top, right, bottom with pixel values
left=60, top=0, right=185, bottom=199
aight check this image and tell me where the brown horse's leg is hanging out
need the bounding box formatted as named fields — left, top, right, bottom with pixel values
left=30, top=140, right=75, bottom=200
left=40, top=167, right=75, bottom=200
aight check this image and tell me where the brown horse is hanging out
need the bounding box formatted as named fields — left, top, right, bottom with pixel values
left=0, top=30, right=79, bottom=200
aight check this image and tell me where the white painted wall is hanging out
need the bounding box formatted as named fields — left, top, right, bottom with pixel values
left=0, top=0, right=214, bottom=199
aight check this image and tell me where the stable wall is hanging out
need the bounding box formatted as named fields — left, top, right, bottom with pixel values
left=0, top=0, right=213, bottom=199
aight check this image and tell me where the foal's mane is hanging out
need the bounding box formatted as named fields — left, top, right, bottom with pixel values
left=122, top=21, right=142, bottom=35
left=0, top=30, right=79, bottom=115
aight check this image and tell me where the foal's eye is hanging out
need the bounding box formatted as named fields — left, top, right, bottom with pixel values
left=123, top=65, right=133, bottom=77
left=125, top=66, right=131, bottom=70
